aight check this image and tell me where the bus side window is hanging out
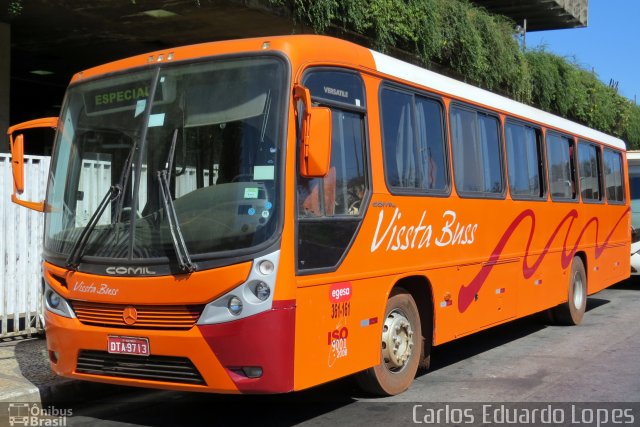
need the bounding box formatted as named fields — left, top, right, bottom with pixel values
left=546, top=132, right=577, bottom=200
left=604, top=148, right=625, bottom=203
left=577, top=141, right=602, bottom=202
left=298, top=110, right=366, bottom=217
left=505, top=121, right=544, bottom=199
left=450, top=106, right=503, bottom=196
left=380, top=87, right=447, bottom=193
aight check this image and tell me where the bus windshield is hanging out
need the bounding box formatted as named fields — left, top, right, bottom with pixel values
left=44, top=56, right=286, bottom=265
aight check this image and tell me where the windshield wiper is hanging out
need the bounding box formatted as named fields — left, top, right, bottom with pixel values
left=66, top=184, right=122, bottom=270
left=157, top=129, right=196, bottom=273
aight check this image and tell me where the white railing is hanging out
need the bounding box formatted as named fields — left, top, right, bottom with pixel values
left=0, top=154, right=49, bottom=338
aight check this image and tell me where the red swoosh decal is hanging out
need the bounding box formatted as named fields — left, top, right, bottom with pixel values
left=458, top=208, right=630, bottom=313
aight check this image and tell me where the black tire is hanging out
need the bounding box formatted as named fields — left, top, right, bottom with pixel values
left=356, top=288, right=422, bottom=396
left=549, top=256, right=587, bottom=325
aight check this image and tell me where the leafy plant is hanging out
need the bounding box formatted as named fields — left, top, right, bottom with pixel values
left=8, top=0, right=23, bottom=17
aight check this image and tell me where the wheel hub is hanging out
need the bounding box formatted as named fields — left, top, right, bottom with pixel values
left=381, top=309, right=414, bottom=371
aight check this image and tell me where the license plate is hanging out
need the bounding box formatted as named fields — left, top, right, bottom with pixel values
left=107, top=336, right=150, bottom=356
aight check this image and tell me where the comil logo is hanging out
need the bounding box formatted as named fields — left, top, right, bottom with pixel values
left=105, top=266, right=156, bottom=275
left=329, top=282, right=352, bottom=303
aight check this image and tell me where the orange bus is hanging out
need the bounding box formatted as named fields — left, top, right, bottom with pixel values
left=8, top=35, right=630, bottom=396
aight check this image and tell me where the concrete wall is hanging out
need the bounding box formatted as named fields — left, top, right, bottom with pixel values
left=557, top=0, right=589, bottom=27
left=0, top=23, right=9, bottom=153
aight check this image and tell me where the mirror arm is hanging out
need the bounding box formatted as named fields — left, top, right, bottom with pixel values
left=6, top=117, right=58, bottom=213
left=7, top=117, right=58, bottom=134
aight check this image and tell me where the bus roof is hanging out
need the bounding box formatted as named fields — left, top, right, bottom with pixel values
left=369, top=50, right=626, bottom=151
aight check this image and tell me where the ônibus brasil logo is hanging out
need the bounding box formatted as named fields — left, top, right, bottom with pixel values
left=7, top=403, right=72, bottom=426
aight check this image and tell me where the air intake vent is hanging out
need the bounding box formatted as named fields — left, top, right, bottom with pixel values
left=71, top=301, right=203, bottom=330
left=76, top=350, right=205, bottom=385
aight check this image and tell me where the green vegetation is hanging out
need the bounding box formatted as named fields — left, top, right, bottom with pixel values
left=270, top=0, right=640, bottom=148
left=7, top=1, right=22, bottom=17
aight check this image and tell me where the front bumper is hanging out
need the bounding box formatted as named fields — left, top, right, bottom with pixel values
left=45, top=300, right=295, bottom=394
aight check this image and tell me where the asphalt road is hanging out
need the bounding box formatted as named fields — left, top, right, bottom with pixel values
left=45, top=279, right=640, bottom=426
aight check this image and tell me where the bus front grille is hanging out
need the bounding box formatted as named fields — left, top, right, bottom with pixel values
left=76, top=350, right=206, bottom=385
left=71, top=301, right=203, bottom=330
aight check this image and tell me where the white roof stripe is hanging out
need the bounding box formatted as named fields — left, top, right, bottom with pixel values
left=370, top=50, right=627, bottom=151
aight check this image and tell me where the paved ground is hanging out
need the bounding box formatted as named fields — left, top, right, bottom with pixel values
left=0, top=336, right=51, bottom=403
left=1, top=279, right=639, bottom=426
left=0, top=335, right=127, bottom=405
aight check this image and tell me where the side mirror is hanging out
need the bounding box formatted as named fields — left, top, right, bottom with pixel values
left=11, top=133, right=25, bottom=193
left=7, top=117, right=58, bottom=212
left=294, top=85, right=332, bottom=178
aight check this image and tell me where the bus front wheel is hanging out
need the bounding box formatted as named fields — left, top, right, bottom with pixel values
left=549, top=256, right=587, bottom=325
left=356, top=288, right=421, bottom=396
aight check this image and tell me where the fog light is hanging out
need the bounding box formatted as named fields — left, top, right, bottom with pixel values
left=228, top=296, right=243, bottom=315
left=255, top=282, right=270, bottom=301
left=258, top=260, right=274, bottom=275
left=49, top=350, right=59, bottom=364
left=47, top=291, right=61, bottom=309
left=242, top=366, right=263, bottom=378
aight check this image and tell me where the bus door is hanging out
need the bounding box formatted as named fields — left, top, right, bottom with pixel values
left=294, top=69, right=370, bottom=385
left=296, top=69, right=369, bottom=272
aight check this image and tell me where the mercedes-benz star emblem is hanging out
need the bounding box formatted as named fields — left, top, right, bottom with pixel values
left=122, top=306, right=138, bottom=325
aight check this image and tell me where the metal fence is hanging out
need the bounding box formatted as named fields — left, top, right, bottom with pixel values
left=0, top=154, right=49, bottom=338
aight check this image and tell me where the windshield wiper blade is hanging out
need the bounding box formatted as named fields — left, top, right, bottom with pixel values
left=157, top=129, right=196, bottom=273
left=157, top=170, right=195, bottom=273
left=66, top=184, right=122, bottom=270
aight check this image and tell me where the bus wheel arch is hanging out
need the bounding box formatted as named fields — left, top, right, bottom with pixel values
left=393, top=276, right=434, bottom=371
left=356, top=276, right=433, bottom=396
left=549, top=254, right=587, bottom=326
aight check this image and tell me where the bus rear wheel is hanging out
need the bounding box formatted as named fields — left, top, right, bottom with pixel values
left=356, top=288, right=421, bottom=396
left=549, top=256, right=587, bottom=325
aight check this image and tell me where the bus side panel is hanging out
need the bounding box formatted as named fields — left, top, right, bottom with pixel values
left=579, top=204, right=630, bottom=294
left=292, top=277, right=390, bottom=391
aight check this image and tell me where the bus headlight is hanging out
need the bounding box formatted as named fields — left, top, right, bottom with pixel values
left=258, top=260, right=274, bottom=275
left=228, top=296, right=243, bottom=315
left=44, top=284, right=75, bottom=319
left=47, top=291, right=61, bottom=309
left=197, top=251, right=279, bottom=325
left=254, top=282, right=270, bottom=301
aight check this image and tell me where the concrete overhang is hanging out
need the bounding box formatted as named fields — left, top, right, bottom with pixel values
left=470, top=0, right=588, bottom=31
left=3, top=0, right=294, bottom=89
